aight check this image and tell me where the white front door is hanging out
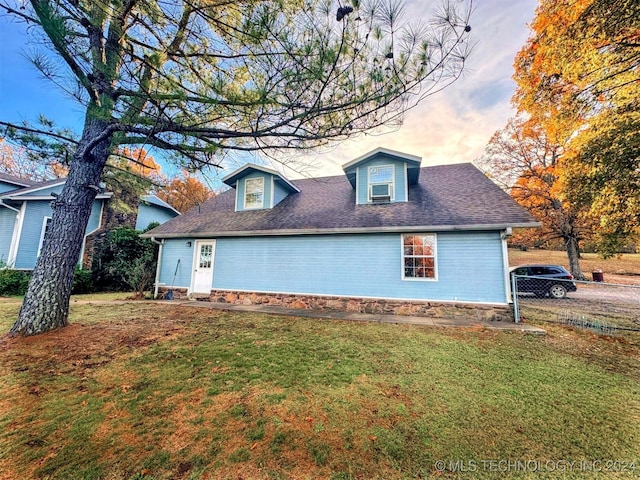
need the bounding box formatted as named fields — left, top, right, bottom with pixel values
left=192, top=241, right=215, bottom=293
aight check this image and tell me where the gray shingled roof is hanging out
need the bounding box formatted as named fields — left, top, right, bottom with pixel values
left=0, top=177, right=112, bottom=200
left=140, top=194, right=181, bottom=215
left=0, top=177, right=66, bottom=197
left=144, top=163, right=539, bottom=238
left=0, top=172, right=34, bottom=189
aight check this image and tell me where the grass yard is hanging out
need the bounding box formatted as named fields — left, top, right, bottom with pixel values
left=509, top=249, right=640, bottom=283
left=1, top=299, right=639, bottom=479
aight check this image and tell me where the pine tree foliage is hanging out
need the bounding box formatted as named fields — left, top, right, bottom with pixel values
left=1, top=0, right=474, bottom=335
left=3, top=0, right=474, bottom=165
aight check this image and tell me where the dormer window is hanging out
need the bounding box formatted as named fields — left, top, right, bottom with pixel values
left=368, top=165, right=394, bottom=203
left=224, top=164, right=299, bottom=212
left=244, top=177, right=264, bottom=209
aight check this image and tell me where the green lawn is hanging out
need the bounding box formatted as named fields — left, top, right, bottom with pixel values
left=1, top=301, right=639, bottom=479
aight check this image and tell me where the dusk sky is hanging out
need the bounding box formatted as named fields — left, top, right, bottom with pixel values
left=0, top=0, right=539, bottom=185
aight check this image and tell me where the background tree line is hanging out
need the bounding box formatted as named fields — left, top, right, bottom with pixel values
left=478, top=0, right=639, bottom=279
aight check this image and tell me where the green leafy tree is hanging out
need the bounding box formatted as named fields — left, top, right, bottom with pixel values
left=2, top=0, right=474, bottom=336
left=91, top=226, right=158, bottom=296
left=562, top=105, right=640, bottom=256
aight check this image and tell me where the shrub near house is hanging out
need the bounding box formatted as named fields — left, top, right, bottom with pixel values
left=91, top=225, right=159, bottom=296
left=0, top=263, right=29, bottom=296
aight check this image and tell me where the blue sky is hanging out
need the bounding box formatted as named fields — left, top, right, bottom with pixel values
left=0, top=0, right=538, bottom=184
left=0, top=19, right=87, bottom=128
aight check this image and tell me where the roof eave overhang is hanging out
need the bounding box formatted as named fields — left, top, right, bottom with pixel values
left=222, top=163, right=300, bottom=193
left=341, top=147, right=422, bottom=171
left=141, top=196, right=181, bottom=216
left=0, top=179, right=33, bottom=188
left=142, top=222, right=542, bottom=239
left=1, top=193, right=113, bottom=201
left=7, top=179, right=66, bottom=195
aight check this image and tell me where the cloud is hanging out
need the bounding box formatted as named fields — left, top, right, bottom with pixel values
left=287, top=0, right=538, bottom=179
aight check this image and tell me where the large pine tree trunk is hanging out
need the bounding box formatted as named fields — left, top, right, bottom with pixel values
left=565, top=236, right=586, bottom=281
left=10, top=117, right=112, bottom=336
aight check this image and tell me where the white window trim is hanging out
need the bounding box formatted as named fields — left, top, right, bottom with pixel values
left=368, top=164, right=395, bottom=202
left=234, top=182, right=241, bottom=211
left=401, top=233, right=438, bottom=282
left=403, top=162, right=409, bottom=202
left=37, top=216, right=52, bottom=257
left=7, top=202, right=26, bottom=267
left=243, top=177, right=265, bottom=210
left=270, top=176, right=275, bottom=208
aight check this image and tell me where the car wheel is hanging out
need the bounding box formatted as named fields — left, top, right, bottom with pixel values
left=549, top=284, right=567, bottom=299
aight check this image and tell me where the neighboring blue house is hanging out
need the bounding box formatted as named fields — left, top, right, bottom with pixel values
left=0, top=174, right=111, bottom=270
left=136, top=194, right=181, bottom=231
left=0, top=174, right=179, bottom=270
left=144, top=148, right=539, bottom=319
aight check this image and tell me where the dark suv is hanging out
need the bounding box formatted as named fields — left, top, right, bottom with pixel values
left=510, top=264, right=577, bottom=299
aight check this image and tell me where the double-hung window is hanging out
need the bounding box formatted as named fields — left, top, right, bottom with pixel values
left=244, top=177, right=264, bottom=209
left=368, top=165, right=394, bottom=202
left=402, top=234, right=437, bottom=280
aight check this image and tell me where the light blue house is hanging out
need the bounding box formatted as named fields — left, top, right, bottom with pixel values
left=136, top=194, right=181, bottom=231
left=144, top=148, right=538, bottom=318
left=0, top=174, right=179, bottom=270
left=0, top=174, right=111, bottom=270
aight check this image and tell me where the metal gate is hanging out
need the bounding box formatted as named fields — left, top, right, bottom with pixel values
left=512, top=274, right=640, bottom=334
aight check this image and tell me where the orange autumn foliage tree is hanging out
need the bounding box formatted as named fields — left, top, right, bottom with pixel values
left=512, top=0, right=639, bottom=255
left=478, top=117, right=589, bottom=279
left=110, top=148, right=164, bottom=184
left=510, top=166, right=589, bottom=279
left=157, top=172, right=214, bottom=213
left=0, top=137, right=68, bottom=181
left=513, top=0, right=637, bottom=135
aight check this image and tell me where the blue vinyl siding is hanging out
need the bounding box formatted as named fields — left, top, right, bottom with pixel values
left=158, top=239, right=195, bottom=288
left=19, top=184, right=64, bottom=197
left=273, top=181, right=290, bottom=206
left=0, top=208, right=17, bottom=262
left=0, top=180, right=25, bottom=193
left=356, top=158, right=407, bottom=204
left=13, top=199, right=104, bottom=269
left=136, top=203, right=177, bottom=231
left=235, top=172, right=274, bottom=211
left=210, top=231, right=507, bottom=304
